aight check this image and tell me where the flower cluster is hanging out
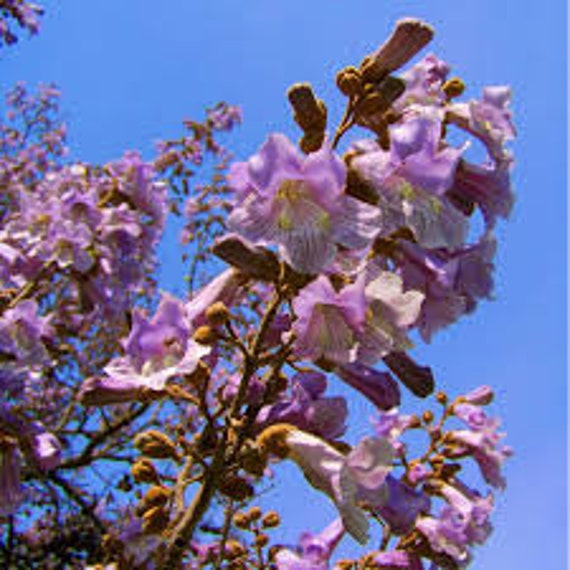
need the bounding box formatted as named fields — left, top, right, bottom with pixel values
left=0, top=15, right=515, bottom=570
left=0, top=0, right=42, bottom=46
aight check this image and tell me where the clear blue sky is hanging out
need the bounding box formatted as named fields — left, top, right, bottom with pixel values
left=2, top=1, right=566, bottom=568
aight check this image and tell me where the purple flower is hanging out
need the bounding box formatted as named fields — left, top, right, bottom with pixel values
left=228, top=134, right=380, bottom=274
left=335, top=362, right=400, bottom=410
left=258, top=372, right=348, bottom=439
left=185, top=268, right=244, bottom=328
left=416, top=481, right=494, bottom=565
left=275, top=518, right=344, bottom=570
left=463, top=86, right=515, bottom=161
left=272, top=427, right=394, bottom=544
left=351, top=135, right=468, bottom=249
left=372, top=550, right=425, bottom=569
left=80, top=293, right=210, bottom=405
left=292, top=276, right=366, bottom=364
left=396, top=53, right=450, bottom=109
left=357, top=270, right=424, bottom=364
left=28, top=423, right=61, bottom=471
left=389, top=114, right=464, bottom=197
left=396, top=236, right=495, bottom=341
left=376, top=475, right=431, bottom=534
left=448, top=159, right=514, bottom=228
left=446, top=425, right=512, bottom=489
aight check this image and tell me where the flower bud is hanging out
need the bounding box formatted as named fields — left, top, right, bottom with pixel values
left=443, top=77, right=466, bottom=99
left=299, top=130, right=325, bottom=154
left=205, top=301, right=230, bottom=326
left=131, top=458, right=160, bottom=484
left=256, top=424, right=295, bottom=459
left=193, top=325, right=219, bottom=345
left=248, top=506, right=262, bottom=521
left=233, top=512, right=250, bottom=530
left=224, top=540, right=247, bottom=560
left=142, top=485, right=171, bottom=509
left=218, top=475, right=254, bottom=501
left=462, top=385, right=494, bottom=406
left=435, top=391, right=448, bottom=405
left=336, top=66, right=363, bottom=97
left=422, top=410, right=434, bottom=424
left=254, top=533, right=269, bottom=548
left=240, top=443, right=267, bottom=477
left=141, top=506, right=169, bottom=535
left=360, top=19, right=434, bottom=82
left=261, top=511, right=280, bottom=528
left=134, top=430, right=179, bottom=461
left=287, top=83, right=327, bottom=133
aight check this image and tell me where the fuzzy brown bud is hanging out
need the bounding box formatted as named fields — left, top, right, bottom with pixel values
left=248, top=506, right=262, bottom=521
left=142, top=485, right=171, bottom=509
left=233, top=512, right=250, bottom=530
left=288, top=83, right=327, bottom=133
left=131, top=458, right=160, bottom=484
left=224, top=540, right=247, bottom=560
left=435, top=391, right=448, bottom=405
left=240, top=443, right=268, bottom=477
left=261, top=511, right=280, bottom=529
left=141, top=506, right=169, bottom=535
left=193, top=325, right=218, bottom=345
left=256, top=424, right=295, bottom=459
left=254, top=533, right=270, bottom=548
left=205, top=301, right=230, bottom=326
left=299, top=130, right=325, bottom=154
left=360, top=19, right=434, bottom=82
left=336, top=66, right=363, bottom=97
left=422, top=410, right=434, bottom=424
left=134, top=430, right=179, bottom=461
left=442, top=77, right=466, bottom=99
left=219, top=475, right=254, bottom=501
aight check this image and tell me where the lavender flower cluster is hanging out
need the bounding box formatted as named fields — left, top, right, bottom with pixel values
left=0, top=14, right=515, bottom=570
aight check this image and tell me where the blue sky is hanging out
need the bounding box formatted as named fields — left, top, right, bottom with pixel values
left=2, top=1, right=567, bottom=568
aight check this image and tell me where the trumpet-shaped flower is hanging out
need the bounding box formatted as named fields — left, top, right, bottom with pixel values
left=79, top=293, right=210, bottom=405
left=228, top=134, right=380, bottom=274
left=259, top=425, right=393, bottom=544
left=292, top=276, right=366, bottom=364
